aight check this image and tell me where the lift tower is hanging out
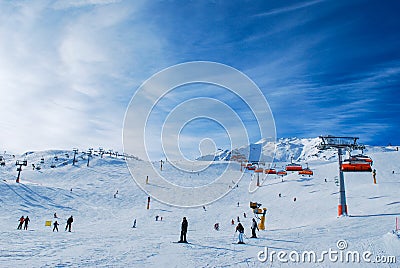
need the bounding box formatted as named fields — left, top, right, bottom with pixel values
left=318, top=136, right=365, bottom=217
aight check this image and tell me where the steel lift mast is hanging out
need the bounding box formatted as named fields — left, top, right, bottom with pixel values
left=318, top=136, right=365, bottom=217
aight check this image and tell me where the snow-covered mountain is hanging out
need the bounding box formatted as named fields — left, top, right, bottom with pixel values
left=197, top=137, right=398, bottom=163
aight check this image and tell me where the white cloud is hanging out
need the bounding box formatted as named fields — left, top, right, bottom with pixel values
left=0, top=1, right=166, bottom=154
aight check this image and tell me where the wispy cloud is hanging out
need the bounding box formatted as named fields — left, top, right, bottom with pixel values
left=254, top=0, right=326, bottom=18
left=0, top=1, right=165, bottom=153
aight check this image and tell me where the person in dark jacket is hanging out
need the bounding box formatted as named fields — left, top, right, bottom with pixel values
left=65, top=216, right=73, bottom=232
left=251, top=218, right=259, bottom=238
left=53, top=221, right=59, bottom=232
left=23, top=216, right=30, bottom=230
left=17, top=216, right=24, bottom=230
left=236, top=222, right=245, bottom=244
left=179, top=217, right=188, bottom=243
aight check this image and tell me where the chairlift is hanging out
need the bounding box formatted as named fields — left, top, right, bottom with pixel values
left=299, top=169, right=313, bottom=176
left=285, top=156, right=303, bottom=171
left=277, top=170, right=287, bottom=176
left=255, top=168, right=264, bottom=173
left=348, top=154, right=373, bottom=164
left=265, top=168, right=277, bottom=174
left=341, top=153, right=373, bottom=172
left=247, top=165, right=256, bottom=171
left=285, top=163, right=303, bottom=171
left=299, top=163, right=313, bottom=176
left=341, top=160, right=372, bottom=172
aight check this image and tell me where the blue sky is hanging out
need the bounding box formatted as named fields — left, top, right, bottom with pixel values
left=0, top=0, right=399, bottom=157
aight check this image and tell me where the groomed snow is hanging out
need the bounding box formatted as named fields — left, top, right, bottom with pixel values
left=0, top=147, right=399, bottom=267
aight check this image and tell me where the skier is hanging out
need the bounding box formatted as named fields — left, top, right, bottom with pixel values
left=53, top=221, right=59, bottom=232
left=17, top=216, right=24, bottom=230
left=235, top=222, right=245, bottom=244
left=243, top=212, right=247, bottom=218
left=132, top=219, right=136, bottom=228
left=294, top=197, right=297, bottom=202
left=214, top=223, right=219, bottom=231
left=54, top=212, right=58, bottom=218
left=202, top=206, right=206, bottom=211
left=155, top=215, right=159, bottom=221
left=65, top=216, right=73, bottom=232
left=231, top=219, right=235, bottom=225
left=178, top=217, right=188, bottom=243
left=23, top=216, right=30, bottom=230
left=278, top=193, right=281, bottom=197
left=237, top=216, right=240, bottom=223
left=251, top=218, right=259, bottom=238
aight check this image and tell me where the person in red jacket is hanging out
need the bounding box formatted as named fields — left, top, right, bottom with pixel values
left=17, top=216, right=24, bottom=230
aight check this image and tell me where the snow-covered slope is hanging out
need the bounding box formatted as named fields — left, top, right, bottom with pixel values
left=0, top=148, right=399, bottom=267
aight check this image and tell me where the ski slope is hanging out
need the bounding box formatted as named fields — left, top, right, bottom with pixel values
left=0, top=147, right=399, bottom=267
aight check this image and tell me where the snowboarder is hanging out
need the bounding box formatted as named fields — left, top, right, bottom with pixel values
left=235, top=222, right=245, bottom=244
left=23, top=216, right=30, bottom=230
left=178, top=217, right=188, bottom=243
left=132, top=219, right=136, bottom=228
left=65, top=216, right=73, bottom=232
left=53, top=221, right=59, bottom=232
left=17, top=216, right=24, bottom=230
left=251, top=218, right=259, bottom=238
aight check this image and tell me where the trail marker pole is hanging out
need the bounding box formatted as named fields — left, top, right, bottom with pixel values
left=338, top=148, right=347, bottom=216
left=72, top=148, right=78, bottom=165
